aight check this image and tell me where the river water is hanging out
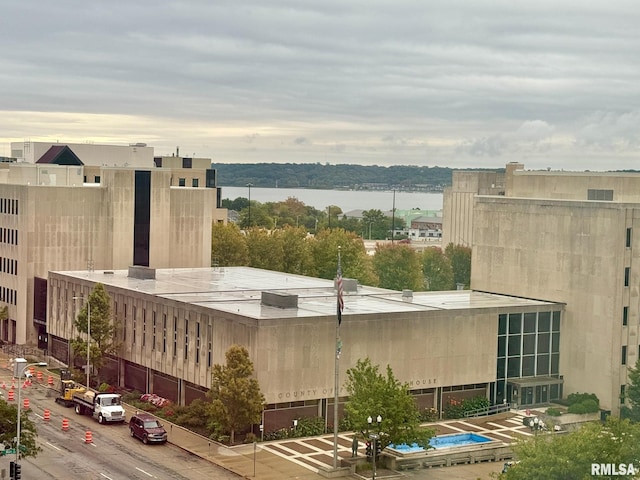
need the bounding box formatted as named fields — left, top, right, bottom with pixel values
left=220, top=186, right=444, bottom=212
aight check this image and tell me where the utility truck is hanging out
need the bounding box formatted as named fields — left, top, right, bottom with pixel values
left=55, top=369, right=86, bottom=407
left=72, top=390, right=126, bottom=424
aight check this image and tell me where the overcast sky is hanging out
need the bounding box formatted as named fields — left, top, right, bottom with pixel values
left=1, top=1, right=639, bottom=170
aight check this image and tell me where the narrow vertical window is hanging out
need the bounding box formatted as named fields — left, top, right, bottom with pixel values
left=621, top=385, right=626, bottom=405
left=142, top=309, right=146, bottom=347
left=162, top=313, right=167, bottom=353
left=623, top=306, right=629, bottom=326
left=184, top=319, right=189, bottom=360
left=207, top=322, right=212, bottom=368
left=622, top=345, right=627, bottom=365
left=627, top=227, right=632, bottom=248
left=625, top=267, right=630, bottom=287
left=173, top=316, right=177, bottom=357
left=152, top=311, right=156, bottom=350
left=196, top=321, right=200, bottom=364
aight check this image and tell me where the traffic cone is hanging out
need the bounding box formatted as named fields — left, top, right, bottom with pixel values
left=85, top=431, right=93, bottom=444
left=22, top=381, right=27, bottom=389
left=7, top=390, right=14, bottom=401
left=1, top=380, right=5, bottom=389
left=43, top=409, right=51, bottom=421
left=23, top=398, right=30, bottom=410
left=62, top=418, right=69, bottom=431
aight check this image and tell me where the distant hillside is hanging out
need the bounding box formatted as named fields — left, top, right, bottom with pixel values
left=211, top=163, right=500, bottom=191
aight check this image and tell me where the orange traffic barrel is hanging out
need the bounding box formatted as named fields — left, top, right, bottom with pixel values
left=29, top=366, right=34, bottom=375
left=62, top=418, right=69, bottom=431
left=7, top=390, right=14, bottom=401
left=37, top=371, right=43, bottom=382
left=23, top=398, right=30, bottom=410
left=48, top=375, right=54, bottom=386
left=43, top=409, right=51, bottom=421
left=85, top=431, right=93, bottom=443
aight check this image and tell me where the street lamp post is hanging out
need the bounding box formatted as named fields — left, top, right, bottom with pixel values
left=367, top=415, right=382, bottom=480
left=246, top=183, right=253, bottom=227
left=14, top=359, right=47, bottom=464
left=73, top=296, right=91, bottom=388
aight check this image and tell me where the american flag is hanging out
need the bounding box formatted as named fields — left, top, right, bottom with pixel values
left=337, top=266, right=344, bottom=325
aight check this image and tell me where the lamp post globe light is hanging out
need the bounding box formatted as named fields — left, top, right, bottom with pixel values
left=14, top=359, right=47, bottom=464
left=367, top=415, right=383, bottom=480
left=73, top=296, right=91, bottom=388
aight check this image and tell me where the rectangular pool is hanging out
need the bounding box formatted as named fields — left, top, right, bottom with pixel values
left=428, top=432, right=492, bottom=449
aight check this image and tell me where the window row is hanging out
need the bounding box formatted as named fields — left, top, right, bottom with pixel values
left=498, top=332, right=560, bottom=357
left=0, top=198, right=18, bottom=215
left=178, top=178, right=199, bottom=187
left=117, top=303, right=213, bottom=368
left=0, top=257, right=17, bottom=275
left=0, top=286, right=17, bottom=305
left=0, top=228, right=18, bottom=245
left=497, top=354, right=560, bottom=378
left=498, top=311, right=560, bottom=336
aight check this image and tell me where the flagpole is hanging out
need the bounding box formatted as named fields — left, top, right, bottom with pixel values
left=333, top=247, right=343, bottom=469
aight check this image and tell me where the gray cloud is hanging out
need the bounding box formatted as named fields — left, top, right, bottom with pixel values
left=1, top=1, right=639, bottom=170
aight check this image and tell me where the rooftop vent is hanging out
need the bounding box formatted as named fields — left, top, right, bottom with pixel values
left=402, top=289, right=413, bottom=298
left=335, top=278, right=358, bottom=293
left=261, top=291, right=298, bottom=309
left=128, top=265, right=156, bottom=280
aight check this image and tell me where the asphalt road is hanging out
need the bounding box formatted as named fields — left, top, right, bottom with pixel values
left=0, top=373, right=241, bottom=480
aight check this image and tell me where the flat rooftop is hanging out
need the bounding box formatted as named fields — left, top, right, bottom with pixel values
left=52, top=267, right=561, bottom=319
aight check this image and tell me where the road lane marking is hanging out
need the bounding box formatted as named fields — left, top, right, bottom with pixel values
left=100, top=474, right=113, bottom=480
left=46, top=442, right=61, bottom=451
left=136, top=467, right=154, bottom=477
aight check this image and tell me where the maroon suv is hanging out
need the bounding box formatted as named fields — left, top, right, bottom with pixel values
left=129, top=412, right=168, bottom=444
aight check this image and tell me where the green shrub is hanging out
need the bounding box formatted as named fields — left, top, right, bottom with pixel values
left=567, top=392, right=599, bottom=406
left=568, top=399, right=599, bottom=414
left=420, top=407, right=439, bottom=422
left=545, top=407, right=562, bottom=417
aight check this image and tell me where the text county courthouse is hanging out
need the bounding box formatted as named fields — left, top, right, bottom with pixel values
left=46, top=266, right=563, bottom=431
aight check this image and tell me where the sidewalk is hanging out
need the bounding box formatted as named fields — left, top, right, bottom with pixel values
left=0, top=349, right=514, bottom=479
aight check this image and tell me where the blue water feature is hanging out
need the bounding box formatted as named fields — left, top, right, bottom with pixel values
left=428, top=433, right=492, bottom=449
left=388, top=443, right=425, bottom=453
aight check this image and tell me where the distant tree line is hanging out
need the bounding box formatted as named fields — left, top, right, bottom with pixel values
left=212, top=163, right=502, bottom=190
left=211, top=223, right=471, bottom=291
left=221, top=196, right=406, bottom=240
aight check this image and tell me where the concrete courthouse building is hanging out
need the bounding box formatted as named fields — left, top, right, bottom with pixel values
left=0, top=143, right=224, bottom=350
left=444, top=162, right=640, bottom=415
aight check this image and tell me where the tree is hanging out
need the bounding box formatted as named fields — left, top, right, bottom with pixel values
left=246, top=228, right=284, bottom=271
left=623, top=357, right=640, bottom=421
left=344, top=358, right=435, bottom=449
left=206, top=345, right=265, bottom=445
left=422, top=247, right=454, bottom=291
left=277, top=226, right=314, bottom=275
left=372, top=244, right=423, bottom=291
left=445, top=243, right=471, bottom=289
left=211, top=223, right=248, bottom=267
left=70, top=283, right=118, bottom=388
left=0, top=400, right=41, bottom=458
left=502, top=417, right=640, bottom=479
left=310, top=228, right=377, bottom=286
left=362, top=209, right=386, bottom=240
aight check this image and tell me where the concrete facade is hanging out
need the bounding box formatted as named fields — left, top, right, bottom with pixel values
left=10, top=141, right=154, bottom=167
left=0, top=163, right=220, bottom=347
left=447, top=163, right=640, bottom=414
left=47, top=267, right=562, bottom=431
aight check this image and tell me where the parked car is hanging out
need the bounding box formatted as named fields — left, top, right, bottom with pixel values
left=129, top=412, right=168, bottom=444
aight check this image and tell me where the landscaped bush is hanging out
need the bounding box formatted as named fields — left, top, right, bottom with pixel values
left=545, top=407, right=562, bottom=416
left=420, top=407, right=439, bottom=422
left=443, top=396, right=490, bottom=419
left=568, top=399, right=599, bottom=414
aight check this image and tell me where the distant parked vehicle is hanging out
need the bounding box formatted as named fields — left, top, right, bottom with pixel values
left=129, top=412, right=168, bottom=444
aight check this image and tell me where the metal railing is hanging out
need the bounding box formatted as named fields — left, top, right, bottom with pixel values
left=463, top=403, right=511, bottom=418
